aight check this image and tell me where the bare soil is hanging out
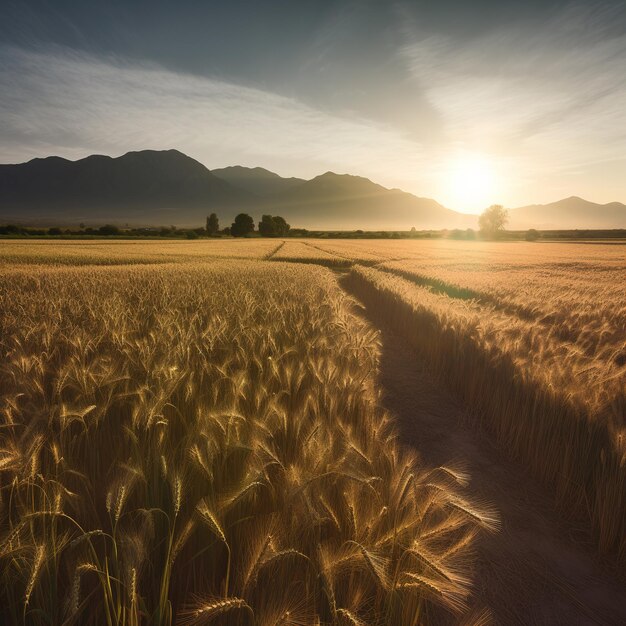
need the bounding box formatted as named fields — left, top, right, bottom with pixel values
left=341, top=275, right=626, bottom=626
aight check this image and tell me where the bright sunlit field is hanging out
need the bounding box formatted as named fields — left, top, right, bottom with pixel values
left=1, top=238, right=625, bottom=625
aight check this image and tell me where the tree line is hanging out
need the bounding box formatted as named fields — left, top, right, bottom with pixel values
left=0, top=213, right=292, bottom=239
left=205, top=212, right=290, bottom=237
left=3, top=206, right=613, bottom=241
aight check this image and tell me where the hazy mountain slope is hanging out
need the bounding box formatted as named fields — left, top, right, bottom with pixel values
left=509, top=196, right=626, bottom=229
left=211, top=166, right=305, bottom=196
left=2, top=150, right=622, bottom=229
left=0, top=150, right=249, bottom=224
left=0, top=152, right=475, bottom=229
left=262, top=172, right=476, bottom=229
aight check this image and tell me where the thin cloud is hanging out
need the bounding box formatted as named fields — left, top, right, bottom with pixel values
left=400, top=1, right=626, bottom=203
left=1, top=0, right=625, bottom=211
left=0, top=45, right=430, bottom=187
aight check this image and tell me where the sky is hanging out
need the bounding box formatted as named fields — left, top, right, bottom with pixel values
left=1, top=0, right=625, bottom=212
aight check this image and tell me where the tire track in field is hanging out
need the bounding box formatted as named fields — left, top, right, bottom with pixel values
left=264, top=240, right=286, bottom=259
left=339, top=272, right=626, bottom=626
left=300, top=240, right=382, bottom=266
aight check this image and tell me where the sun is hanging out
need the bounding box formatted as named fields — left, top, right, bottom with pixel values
left=444, top=153, right=497, bottom=213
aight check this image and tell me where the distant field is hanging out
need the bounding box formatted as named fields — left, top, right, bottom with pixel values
left=1, top=236, right=623, bottom=265
left=1, top=238, right=624, bottom=624
left=0, top=239, right=282, bottom=265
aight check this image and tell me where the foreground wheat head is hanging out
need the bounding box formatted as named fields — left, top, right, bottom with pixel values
left=0, top=260, right=490, bottom=625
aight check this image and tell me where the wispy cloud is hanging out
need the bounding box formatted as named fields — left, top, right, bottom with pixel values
left=0, top=45, right=429, bottom=187
left=400, top=1, right=626, bottom=203
left=1, top=0, right=625, bottom=210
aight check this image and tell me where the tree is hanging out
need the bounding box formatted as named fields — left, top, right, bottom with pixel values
left=258, top=214, right=290, bottom=237
left=48, top=227, right=62, bottom=236
left=1, top=224, right=22, bottom=235
left=98, top=224, right=120, bottom=236
left=206, top=213, right=219, bottom=236
left=272, top=216, right=290, bottom=236
left=230, top=213, right=255, bottom=237
left=479, top=205, right=508, bottom=238
left=258, top=215, right=275, bottom=237
left=525, top=228, right=540, bottom=241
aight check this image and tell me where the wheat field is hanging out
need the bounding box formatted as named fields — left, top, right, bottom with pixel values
left=0, top=238, right=624, bottom=624
left=340, top=241, right=626, bottom=567
left=0, top=255, right=496, bottom=625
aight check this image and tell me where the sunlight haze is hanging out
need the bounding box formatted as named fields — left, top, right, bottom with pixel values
left=1, top=0, right=625, bottom=212
left=440, top=153, right=500, bottom=213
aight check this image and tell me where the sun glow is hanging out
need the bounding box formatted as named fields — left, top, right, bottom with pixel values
left=444, top=153, right=498, bottom=213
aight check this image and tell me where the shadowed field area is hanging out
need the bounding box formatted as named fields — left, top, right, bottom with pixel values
left=342, top=274, right=626, bottom=624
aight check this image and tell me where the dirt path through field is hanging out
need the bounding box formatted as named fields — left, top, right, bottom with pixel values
left=339, top=274, right=626, bottom=626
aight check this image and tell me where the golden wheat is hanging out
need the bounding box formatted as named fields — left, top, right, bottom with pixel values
left=0, top=239, right=280, bottom=266
left=0, top=257, right=486, bottom=625
left=346, top=259, right=626, bottom=569
left=270, top=241, right=351, bottom=267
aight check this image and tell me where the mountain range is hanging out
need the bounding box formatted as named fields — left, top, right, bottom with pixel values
left=0, top=149, right=624, bottom=230
left=508, top=197, right=626, bottom=230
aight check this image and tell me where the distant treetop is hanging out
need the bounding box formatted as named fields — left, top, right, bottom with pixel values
left=258, top=215, right=290, bottom=237
left=479, top=205, right=508, bottom=238
left=230, top=213, right=255, bottom=237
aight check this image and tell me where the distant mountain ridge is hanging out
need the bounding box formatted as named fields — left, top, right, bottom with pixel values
left=263, top=171, right=473, bottom=229
left=507, top=196, right=626, bottom=229
left=0, top=150, right=249, bottom=223
left=211, top=166, right=305, bottom=196
left=0, top=150, right=624, bottom=229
